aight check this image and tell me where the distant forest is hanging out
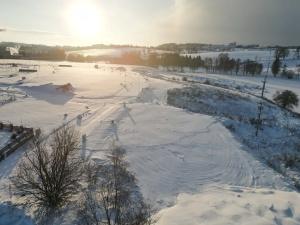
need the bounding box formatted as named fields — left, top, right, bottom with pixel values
left=111, top=52, right=264, bottom=76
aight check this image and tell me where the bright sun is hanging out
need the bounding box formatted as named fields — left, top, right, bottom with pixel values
left=67, top=1, right=101, bottom=40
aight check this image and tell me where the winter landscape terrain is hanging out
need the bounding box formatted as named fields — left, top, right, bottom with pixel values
left=0, top=49, right=300, bottom=225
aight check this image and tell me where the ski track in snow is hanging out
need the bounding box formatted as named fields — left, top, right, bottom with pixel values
left=86, top=103, right=291, bottom=208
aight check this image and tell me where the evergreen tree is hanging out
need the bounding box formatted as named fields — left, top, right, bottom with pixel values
left=272, top=57, right=281, bottom=77
left=273, top=90, right=299, bottom=109
left=295, top=47, right=300, bottom=59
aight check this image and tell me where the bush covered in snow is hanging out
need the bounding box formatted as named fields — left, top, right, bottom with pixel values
left=273, top=90, right=299, bottom=110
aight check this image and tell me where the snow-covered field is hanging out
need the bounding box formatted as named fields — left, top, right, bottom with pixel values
left=183, top=49, right=300, bottom=72
left=135, top=67, right=300, bottom=113
left=67, top=47, right=143, bottom=57
left=0, top=59, right=300, bottom=224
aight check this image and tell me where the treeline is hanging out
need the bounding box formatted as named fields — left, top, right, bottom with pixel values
left=110, top=52, right=264, bottom=76
left=272, top=47, right=300, bottom=79
left=19, top=46, right=66, bottom=60
left=0, top=44, right=66, bottom=61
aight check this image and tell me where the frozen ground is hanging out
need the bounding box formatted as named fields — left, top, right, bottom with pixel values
left=0, top=59, right=299, bottom=224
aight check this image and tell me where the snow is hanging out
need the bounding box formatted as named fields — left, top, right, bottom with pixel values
left=67, top=47, right=143, bottom=57
left=156, top=186, right=300, bottom=225
left=194, top=73, right=300, bottom=113
left=101, top=104, right=290, bottom=208
left=0, top=202, right=34, bottom=225
left=0, top=131, right=11, bottom=149
left=135, top=66, right=300, bottom=113
left=0, top=57, right=299, bottom=224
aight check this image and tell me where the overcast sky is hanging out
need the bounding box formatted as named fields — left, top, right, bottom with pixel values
left=0, top=0, right=299, bottom=46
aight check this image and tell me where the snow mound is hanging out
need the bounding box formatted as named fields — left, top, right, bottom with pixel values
left=21, top=83, right=74, bottom=95
left=156, top=186, right=300, bottom=225
left=0, top=202, right=34, bottom=225
left=20, top=83, right=74, bottom=104
left=137, top=87, right=159, bottom=104
left=56, top=83, right=74, bottom=93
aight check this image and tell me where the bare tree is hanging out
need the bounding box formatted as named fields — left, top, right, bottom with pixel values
left=78, top=146, right=156, bottom=225
left=11, top=126, right=84, bottom=210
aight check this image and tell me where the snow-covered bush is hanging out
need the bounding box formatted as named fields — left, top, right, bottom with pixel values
left=273, top=90, right=299, bottom=109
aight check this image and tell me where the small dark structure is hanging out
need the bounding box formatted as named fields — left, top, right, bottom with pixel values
left=58, top=64, right=72, bottom=67
left=19, top=68, right=38, bottom=73
left=19, top=65, right=39, bottom=73
left=0, top=123, right=34, bottom=161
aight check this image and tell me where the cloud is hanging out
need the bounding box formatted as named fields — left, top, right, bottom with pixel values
left=159, top=0, right=300, bottom=45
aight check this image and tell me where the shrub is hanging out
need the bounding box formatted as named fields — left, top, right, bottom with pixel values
left=11, top=133, right=17, bottom=140
left=8, top=124, right=13, bottom=132
left=273, top=90, right=299, bottom=109
left=203, top=80, right=211, bottom=85
left=182, top=77, right=188, bottom=81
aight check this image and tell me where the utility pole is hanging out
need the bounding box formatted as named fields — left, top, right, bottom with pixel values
left=255, top=101, right=263, bottom=136
left=261, top=76, right=267, bottom=98
left=256, top=49, right=271, bottom=137
left=255, top=76, right=267, bottom=137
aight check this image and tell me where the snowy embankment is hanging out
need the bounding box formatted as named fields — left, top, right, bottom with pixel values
left=167, top=85, right=300, bottom=188
left=157, top=186, right=300, bottom=225
left=84, top=79, right=295, bottom=205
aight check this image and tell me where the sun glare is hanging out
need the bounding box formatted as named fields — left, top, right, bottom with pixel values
left=67, top=1, right=102, bottom=40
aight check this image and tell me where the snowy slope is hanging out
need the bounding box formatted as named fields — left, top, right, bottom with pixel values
left=85, top=101, right=292, bottom=208
left=134, top=66, right=300, bottom=113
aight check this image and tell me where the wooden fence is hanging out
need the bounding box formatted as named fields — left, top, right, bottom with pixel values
left=0, top=124, right=34, bottom=161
